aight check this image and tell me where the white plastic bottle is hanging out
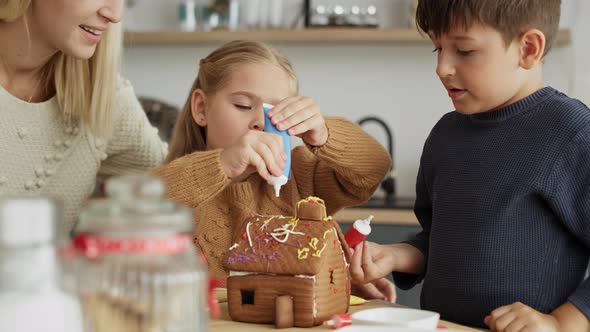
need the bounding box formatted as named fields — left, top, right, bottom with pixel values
left=263, top=103, right=292, bottom=197
left=0, top=198, right=83, bottom=332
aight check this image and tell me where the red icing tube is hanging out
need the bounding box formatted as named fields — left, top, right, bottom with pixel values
left=323, top=313, right=352, bottom=329
left=344, top=215, right=373, bottom=248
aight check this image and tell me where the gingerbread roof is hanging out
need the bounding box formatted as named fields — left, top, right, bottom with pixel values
left=224, top=197, right=350, bottom=276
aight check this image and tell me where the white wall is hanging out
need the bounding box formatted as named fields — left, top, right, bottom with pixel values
left=569, top=1, right=590, bottom=104
left=122, top=0, right=587, bottom=198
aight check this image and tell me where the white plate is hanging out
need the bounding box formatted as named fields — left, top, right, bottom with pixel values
left=338, top=326, right=463, bottom=332
left=351, top=307, right=440, bottom=329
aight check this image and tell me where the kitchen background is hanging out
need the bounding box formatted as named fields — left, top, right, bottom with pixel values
left=122, top=0, right=589, bottom=200
left=111, top=0, right=590, bottom=309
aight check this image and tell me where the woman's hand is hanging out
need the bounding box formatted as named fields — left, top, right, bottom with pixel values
left=220, top=130, right=287, bottom=181
left=267, top=96, right=328, bottom=147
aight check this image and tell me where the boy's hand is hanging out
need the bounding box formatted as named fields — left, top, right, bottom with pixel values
left=220, top=130, right=287, bottom=181
left=267, top=96, right=328, bottom=147
left=351, top=277, right=397, bottom=303
left=485, top=302, right=559, bottom=332
left=350, top=241, right=397, bottom=284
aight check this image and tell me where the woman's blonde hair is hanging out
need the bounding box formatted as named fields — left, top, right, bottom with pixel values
left=166, top=40, right=299, bottom=163
left=0, top=0, right=122, bottom=138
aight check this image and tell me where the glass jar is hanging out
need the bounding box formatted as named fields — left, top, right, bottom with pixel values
left=62, top=175, right=207, bottom=332
left=0, top=197, right=83, bottom=332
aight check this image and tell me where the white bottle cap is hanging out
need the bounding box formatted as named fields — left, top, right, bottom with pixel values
left=353, top=215, right=373, bottom=235
left=0, top=198, right=57, bottom=246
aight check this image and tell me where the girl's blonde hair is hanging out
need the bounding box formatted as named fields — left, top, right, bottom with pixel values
left=0, top=0, right=122, bottom=138
left=166, top=40, right=299, bottom=163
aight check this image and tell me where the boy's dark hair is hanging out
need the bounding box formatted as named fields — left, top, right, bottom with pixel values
left=416, top=0, right=561, bottom=57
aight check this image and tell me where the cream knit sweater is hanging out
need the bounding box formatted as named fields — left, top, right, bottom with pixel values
left=0, top=78, right=167, bottom=231
left=152, top=117, right=391, bottom=280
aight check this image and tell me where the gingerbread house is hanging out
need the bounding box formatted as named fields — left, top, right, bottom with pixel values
left=225, top=197, right=352, bottom=328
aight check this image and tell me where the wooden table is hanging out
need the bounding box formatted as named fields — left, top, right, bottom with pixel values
left=211, top=300, right=483, bottom=331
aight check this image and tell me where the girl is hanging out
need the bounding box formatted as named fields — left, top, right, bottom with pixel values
left=0, top=0, right=167, bottom=231
left=152, top=40, right=395, bottom=300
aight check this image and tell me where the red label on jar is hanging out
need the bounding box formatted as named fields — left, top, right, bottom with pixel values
left=71, top=233, right=192, bottom=257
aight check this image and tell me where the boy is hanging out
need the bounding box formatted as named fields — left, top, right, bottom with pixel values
left=350, top=0, right=590, bottom=330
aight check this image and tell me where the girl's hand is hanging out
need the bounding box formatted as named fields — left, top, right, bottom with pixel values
left=350, top=241, right=397, bottom=284
left=267, top=96, right=328, bottom=147
left=220, top=130, right=287, bottom=181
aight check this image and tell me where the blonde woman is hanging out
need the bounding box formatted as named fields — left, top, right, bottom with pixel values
left=0, top=0, right=167, bottom=231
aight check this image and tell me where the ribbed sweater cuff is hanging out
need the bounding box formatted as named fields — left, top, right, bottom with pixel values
left=225, top=178, right=255, bottom=198
left=191, top=149, right=230, bottom=198
left=392, top=238, right=428, bottom=290
left=307, top=117, right=391, bottom=185
left=164, top=149, right=231, bottom=205
left=392, top=271, right=423, bottom=291
left=307, top=117, right=360, bottom=162
left=568, top=283, right=590, bottom=321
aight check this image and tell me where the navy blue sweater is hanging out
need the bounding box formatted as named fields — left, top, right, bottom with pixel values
left=394, top=87, right=590, bottom=328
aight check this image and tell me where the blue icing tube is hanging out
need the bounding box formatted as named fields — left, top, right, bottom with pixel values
left=263, top=103, right=291, bottom=197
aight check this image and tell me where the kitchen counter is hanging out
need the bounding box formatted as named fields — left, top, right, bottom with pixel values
left=333, top=197, right=419, bottom=226
left=353, top=197, right=416, bottom=210
left=335, top=208, right=418, bottom=226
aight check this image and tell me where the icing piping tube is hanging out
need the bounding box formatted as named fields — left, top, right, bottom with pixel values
left=344, top=215, right=373, bottom=248
left=263, top=103, right=291, bottom=197
left=323, top=313, right=352, bottom=329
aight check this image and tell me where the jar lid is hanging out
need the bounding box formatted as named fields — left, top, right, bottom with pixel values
left=76, top=175, right=192, bottom=236
left=0, top=197, right=57, bottom=246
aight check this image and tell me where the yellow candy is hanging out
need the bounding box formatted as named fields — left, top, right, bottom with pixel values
left=349, top=295, right=366, bottom=306
left=215, top=288, right=228, bottom=303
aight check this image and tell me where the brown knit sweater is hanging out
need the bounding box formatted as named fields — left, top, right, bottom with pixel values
left=152, top=117, right=391, bottom=279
